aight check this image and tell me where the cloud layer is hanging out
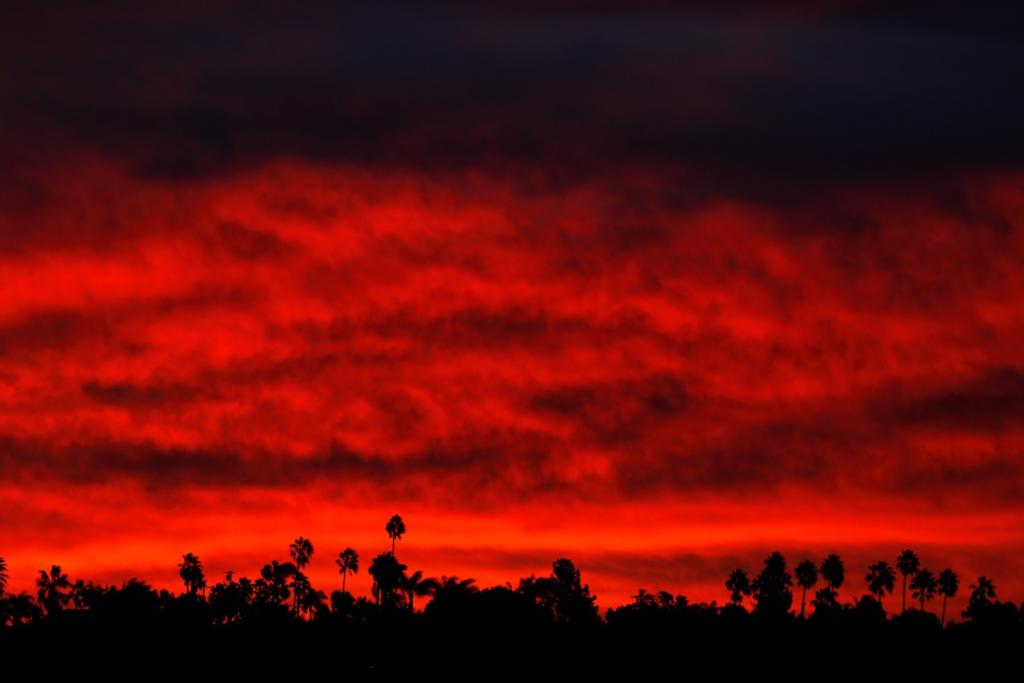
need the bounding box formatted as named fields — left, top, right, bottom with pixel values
left=1, top=1, right=1023, bottom=612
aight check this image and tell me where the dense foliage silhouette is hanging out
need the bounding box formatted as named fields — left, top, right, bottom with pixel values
left=2, top=520, right=1022, bottom=674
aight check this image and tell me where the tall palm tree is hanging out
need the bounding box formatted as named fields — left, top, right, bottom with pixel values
left=36, top=564, right=72, bottom=614
left=937, top=568, right=959, bottom=627
left=866, top=561, right=896, bottom=608
left=0, top=557, right=8, bottom=597
left=795, top=561, right=818, bottom=619
left=910, top=568, right=937, bottom=613
left=896, top=549, right=920, bottom=614
left=386, top=515, right=406, bottom=557
left=402, top=570, right=439, bottom=612
left=335, top=547, right=360, bottom=595
left=178, top=553, right=205, bottom=596
left=725, top=568, right=752, bottom=607
left=289, top=537, right=314, bottom=615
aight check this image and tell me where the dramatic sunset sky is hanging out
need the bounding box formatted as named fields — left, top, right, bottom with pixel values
left=2, top=2, right=1023, bottom=614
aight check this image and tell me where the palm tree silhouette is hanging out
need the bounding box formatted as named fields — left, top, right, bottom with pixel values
left=909, top=568, right=937, bottom=612
left=866, top=560, right=896, bottom=608
left=289, top=537, right=315, bottom=616
left=725, top=568, right=752, bottom=607
left=386, top=514, right=406, bottom=557
left=335, top=548, right=360, bottom=595
left=937, top=568, right=959, bottom=627
left=402, top=570, right=439, bottom=612
left=290, top=536, right=314, bottom=570
left=0, top=557, right=8, bottom=596
left=36, top=564, right=72, bottom=614
left=178, top=553, right=205, bottom=597
left=795, top=560, right=818, bottom=619
left=896, top=549, right=920, bottom=614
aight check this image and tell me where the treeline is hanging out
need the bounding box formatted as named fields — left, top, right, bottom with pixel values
left=2, top=515, right=1022, bottom=637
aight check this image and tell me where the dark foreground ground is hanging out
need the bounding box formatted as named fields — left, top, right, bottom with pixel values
left=2, top=620, right=1020, bottom=678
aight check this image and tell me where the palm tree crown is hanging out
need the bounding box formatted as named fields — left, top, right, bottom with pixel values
left=336, top=547, right=360, bottom=595
left=386, top=514, right=406, bottom=556
left=910, top=568, right=937, bottom=612
left=866, top=561, right=896, bottom=607
left=36, top=564, right=72, bottom=613
left=289, top=537, right=314, bottom=570
left=178, top=553, right=206, bottom=596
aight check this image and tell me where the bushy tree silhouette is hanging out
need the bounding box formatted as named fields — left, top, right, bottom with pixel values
left=726, top=568, right=752, bottom=607
left=519, top=558, right=600, bottom=626
left=751, top=552, right=793, bottom=619
left=368, top=551, right=408, bottom=609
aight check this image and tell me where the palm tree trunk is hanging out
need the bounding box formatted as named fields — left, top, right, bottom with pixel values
left=800, top=588, right=806, bottom=619
left=392, top=537, right=396, bottom=555
left=902, top=576, right=907, bottom=613
left=342, top=571, right=347, bottom=595
left=941, top=596, right=947, bottom=627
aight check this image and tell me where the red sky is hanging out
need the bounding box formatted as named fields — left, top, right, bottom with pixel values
left=2, top=2, right=1023, bottom=616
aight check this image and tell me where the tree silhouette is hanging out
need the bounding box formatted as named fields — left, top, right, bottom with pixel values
left=0, top=557, right=7, bottom=597
left=519, top=558, right=600, bottom=626
left=178, top=553, right=206, bottom=597
left=866, top=561, right=896, bottom=608
left=259, top=560, right=297, bottom=607
left=36, top=564, right=72, bottom=615
left=750, top=552, right=793, bottom=618
left=402, top=570, right=439, bottom=612
left=725, top=568, right=752, bottom=607
left=368, top=551, right=408, bottom=609
left=909, top=568, right=937, bottom=612
left=962, top=576, right=997, bottom=621
left=795, top=560, right=818, bottom=619
left=896, top=549, right=920, bottom=614
left=289, top=537, right=314, bottom=615
left=820, top=554, right=844, bottom=593
left=335, top=547, right=360, bottom=595
left=386, top=514, right=406, bottom=557
left=937, top=568, right=959, bottom=627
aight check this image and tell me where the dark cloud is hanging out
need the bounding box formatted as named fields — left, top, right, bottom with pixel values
left=3, top=2, right=1023, bottom=194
